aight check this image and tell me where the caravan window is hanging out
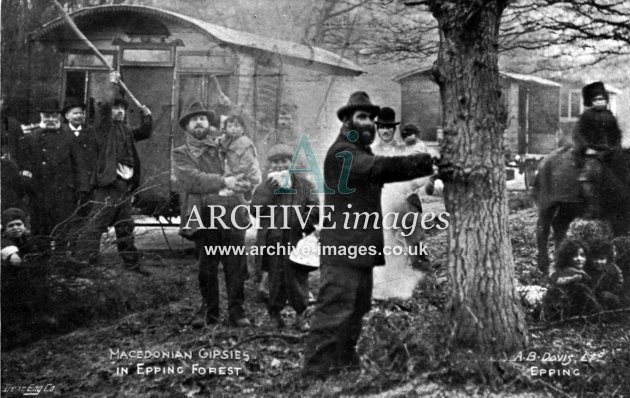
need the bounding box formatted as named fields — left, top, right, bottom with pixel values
left=560, top=90, right=583, bottom=120
left=122, top=49, right=173, bottom=65
left=65, top=53, right=114, bottom=69
left=63, top=51, right=116, bottom=124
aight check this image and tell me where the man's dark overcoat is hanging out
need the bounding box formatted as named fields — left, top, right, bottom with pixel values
left=19, top=128, right=80, bottom=236
left=305, top=125, right=435, bottom=374
left=91, top=103, right=152, bottom=191
left=61, top=123, right=98, bottom=195
left=320, top=126, right=434, bottom=268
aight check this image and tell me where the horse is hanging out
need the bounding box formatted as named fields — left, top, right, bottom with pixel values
left=532, top=147, right=630, bottom=273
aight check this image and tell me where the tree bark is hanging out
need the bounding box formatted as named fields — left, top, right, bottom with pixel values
left=428, top=0, right=527, bottom=356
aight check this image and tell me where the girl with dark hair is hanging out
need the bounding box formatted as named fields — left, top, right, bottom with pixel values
left=219, top=114, right=261, bottom=199
left=541, top=239, right=601, bottom=321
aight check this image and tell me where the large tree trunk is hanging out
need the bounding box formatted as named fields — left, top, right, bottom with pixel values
left=429, top=0, right=527, bottom=356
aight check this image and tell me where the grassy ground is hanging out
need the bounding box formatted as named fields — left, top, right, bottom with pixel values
left=2, top=193, right=629, bottom=397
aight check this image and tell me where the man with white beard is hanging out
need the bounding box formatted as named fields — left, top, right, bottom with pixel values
left=19, top=97, right=81, bottom=239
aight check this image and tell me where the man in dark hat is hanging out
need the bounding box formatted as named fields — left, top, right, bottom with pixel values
left=303, top=91, right=439, bottom=377
left=572, top=81, right=622, bottom=217
left=74, top=83, right=153, bottom=273
left=18, top=97, right=81, bottom=239
left=372, top=106, right=401, bottom=155
left=61, top=97, right=98, bottom=216
left=172, top=101, right=253, bottom=327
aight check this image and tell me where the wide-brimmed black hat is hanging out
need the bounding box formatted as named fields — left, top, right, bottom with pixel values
left=61, top=97, right=85, bottom=115
left=36, top=97, right=60, bottom=114
left=376, top=107, right=399, bottom=126
left=336, top=91, right=380, bottom=121
left=179, top=101, right=216, bottom=129
left=179, top=101, right=214, bottom=130
left=582, top=81, right=608, bottom=107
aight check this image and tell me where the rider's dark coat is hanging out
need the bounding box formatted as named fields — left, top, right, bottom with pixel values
left=572, top=108, right=621, bottom=153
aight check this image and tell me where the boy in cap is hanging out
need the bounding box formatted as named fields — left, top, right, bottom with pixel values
left=1, top=208, right=50, bottom=345
left=1, top=208, right=33, bottom=266
left=251, top=144, right=319, bottom=331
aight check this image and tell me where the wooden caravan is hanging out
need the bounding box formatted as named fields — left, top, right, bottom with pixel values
left=394, top=68, right=561, bottom=156
left=29, top=4, right=362, bottom=217
left=395, top=68, right=561, bottom=187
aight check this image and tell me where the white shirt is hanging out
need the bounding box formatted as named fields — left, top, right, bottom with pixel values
left=69, top=124, right=82, bottom=137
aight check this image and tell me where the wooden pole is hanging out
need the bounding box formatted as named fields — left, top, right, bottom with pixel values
left=51, top=0, right=143, bottom=108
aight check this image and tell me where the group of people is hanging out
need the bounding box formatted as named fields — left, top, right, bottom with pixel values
left=1, top=76, right=153, bottom=273
left=545, top=81, right=628, bottom=318
left=537, top=235, right=629, bottom=320
left=170, top=90, right=441, bottom=377
left=3, top=74, right=624, bottom=377
left=1, top=75, right=153, bottom=344
left=521, top=81, right=629, bottom=320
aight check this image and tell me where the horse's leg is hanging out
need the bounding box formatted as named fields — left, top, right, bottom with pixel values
left=537, top=206, right=555, bottom=273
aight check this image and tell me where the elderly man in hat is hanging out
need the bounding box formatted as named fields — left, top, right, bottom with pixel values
left=172, top=101, right=253, bottom=328
left=74, top=85, right=152, bottom=273
left=303, top=91, right=439, bottom=377
left=61, top=97, right=98, bottom=209
left=18, top=97, right=81, bottom=239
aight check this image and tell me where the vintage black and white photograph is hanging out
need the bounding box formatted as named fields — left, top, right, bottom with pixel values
left=1, top=0, right=629, bottom=396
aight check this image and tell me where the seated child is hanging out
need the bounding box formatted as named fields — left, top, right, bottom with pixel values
left=1, top=208, right=34, bottom=266
left=586, top=239, right=624, bottom=310
left=541, top=239, right=601, bottom=321
left=219, top=114, right=262, bottom=198
left=251, top=144, right=319, bottom=331
left=1, top=208, right=49, bottom=345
